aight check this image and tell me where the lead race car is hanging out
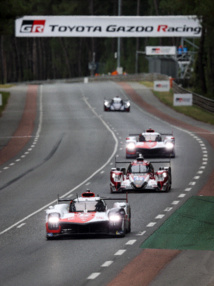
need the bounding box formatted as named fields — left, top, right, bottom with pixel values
left=46, top=190, right=131, bottom=239
left=110, top=155, right=172, bottom=193
left=126, top=128, right=175, bottom=158
left=104, top=95, right=130, bottom=112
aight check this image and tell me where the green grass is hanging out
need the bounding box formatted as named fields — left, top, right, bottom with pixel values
left=141, top=197, right=214, bottom=251
left=140, top=81, right=214, bottom=125
left=0, top=91, right=10, bottom=117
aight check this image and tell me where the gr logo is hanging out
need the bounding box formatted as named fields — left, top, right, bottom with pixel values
left=20, top=20, right=46, bottom=33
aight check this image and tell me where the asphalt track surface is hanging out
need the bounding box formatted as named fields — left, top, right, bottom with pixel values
left=0, top=81, right=213, bottom=286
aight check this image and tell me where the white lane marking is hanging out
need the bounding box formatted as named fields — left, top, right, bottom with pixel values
left=101, top=261, right=113, bottom=267
left=197, top=170, right=203, bottom=174
left=17, top=223, right=25, bottom=228
left=194, top=176, right=200, bottom=179
left=178, top=194, right=186, bottom=198
left=172, top=201, right=180, bottom=205
left=0, top=86, right=119, bottom=236
left=87, top=273, right=100, bottom=280
left=147, top=222, right=156, bottom=227
left=100, top=171, right=104, bottom=174
left=185, top=188, right=192, bottom=192
left=156, top=214, right=165, bottom=219
left=189, top=182, right=196, bottom=186
left=164, top=207, right=173, bottom=212
left=85, top=182, right=91, bottom=186
left=126, top=240, right=136, bottom=245
left=114, top=249, right=126, bottom=255
left=136, top=231, right=146, bottom=236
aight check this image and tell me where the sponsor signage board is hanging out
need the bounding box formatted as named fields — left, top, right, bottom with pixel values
left=173, top=93, right=193, bottom=106
left=154, top=81, right=170, bottom=92
left=0, top=94, right=2, bottom=106
left=146, top=46, right=176, bottom=55
left=15, top=16, right=201, bottom=37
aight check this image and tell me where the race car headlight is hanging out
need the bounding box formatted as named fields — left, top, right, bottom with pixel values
left=48, top=214, right=60, bottom=224
left=165, top=142, right=174, bottom=150
left=163, top=172, right=167, bottom=178
left=126, top=102, right=130, bottom=107
left=126, top=142, right=135, bottom=151
left=109, top=214, right=121, bottom=222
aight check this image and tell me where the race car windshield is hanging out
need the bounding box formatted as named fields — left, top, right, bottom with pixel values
left=73, top=201, right=105, bottom=212
left=113, top=98, right=122, bottom=103
left=144, top=134, right=157, bottom=142
left=74, top=202, right=97, bottom=212
left=131, top=165, right=149, bottom=173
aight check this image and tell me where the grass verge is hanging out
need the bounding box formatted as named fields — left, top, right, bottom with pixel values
left=141, top=81, right=214, bottom=126
left=0, top=90, right=10, bottom=117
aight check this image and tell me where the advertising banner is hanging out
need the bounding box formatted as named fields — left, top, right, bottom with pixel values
left=15, top=16, right=201, bottom=38
left=146, top=46, right=176, bottom=55
left=173, top=93, right=193, bottom=106
left=154, top=81, right=170, bottom=92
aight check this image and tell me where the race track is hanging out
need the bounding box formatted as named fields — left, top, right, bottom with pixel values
left=0, top=81, right=213, bottom=286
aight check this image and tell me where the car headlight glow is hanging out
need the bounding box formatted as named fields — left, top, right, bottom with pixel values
left=126, top=142, right=135, bottom=150
left=163, top=172, right=167, bottom=178
left=165, top=142, right=174, bottom=150
left=109, top=214, right=121, bottom=222
left=48, top=216, right=60, bottom=224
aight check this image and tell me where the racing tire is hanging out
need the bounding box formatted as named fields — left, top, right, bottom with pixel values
left=119, top=219, right=126, bottom=237
left=46, top=235, right=54, bottom=240
left=126, top=220, right=131, bottom=233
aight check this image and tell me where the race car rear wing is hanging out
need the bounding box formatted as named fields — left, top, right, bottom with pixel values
left=57, top=192, right=129, bottom=203
left=129, top=131, right=173, bottom=136
left=115, top=159, right=171, bottom=166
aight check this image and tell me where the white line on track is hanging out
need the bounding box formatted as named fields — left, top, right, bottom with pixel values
left=17, top=223, right=26, bottom=228
left=155, top=214, right=165, bottom=219
left=164, top=207, right=173, bottom=212
left=126, top=240, right=136, bottom=245
left=136, top=231, right=146, bottom=236
left=87, top=273, right=100, bottom=280
left=178, top=194, right=186, bottom=198
left=114, top=249, right=126, bottom=255
left=147, top=222, right=156, bottom=227
left=101, top=261, right=113, bottom=267
left=172, top=201, right=180, bottom=205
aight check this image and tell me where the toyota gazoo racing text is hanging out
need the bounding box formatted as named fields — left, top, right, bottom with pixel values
left=46, top=190, right=131, bottom=239
left=110, top=155, right=172, bottom=193
left=126, top=128, right=175, bottom=158
left=104, top=96, right=130, bottom=112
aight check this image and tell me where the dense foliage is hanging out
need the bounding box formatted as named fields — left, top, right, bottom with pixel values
left=0, top=0, right=213, bottom=98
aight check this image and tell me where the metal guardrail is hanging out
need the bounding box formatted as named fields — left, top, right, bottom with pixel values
left=172, top=82, right=214, bottom=113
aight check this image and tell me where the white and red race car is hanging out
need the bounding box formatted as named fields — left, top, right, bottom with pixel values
left=126, top=128, right=175, bottom=158
left=46, top=190, right=131, bottom=239
left=110, top=155, right=172, bottom=193
left=104, top=96, right=130, bottom=112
